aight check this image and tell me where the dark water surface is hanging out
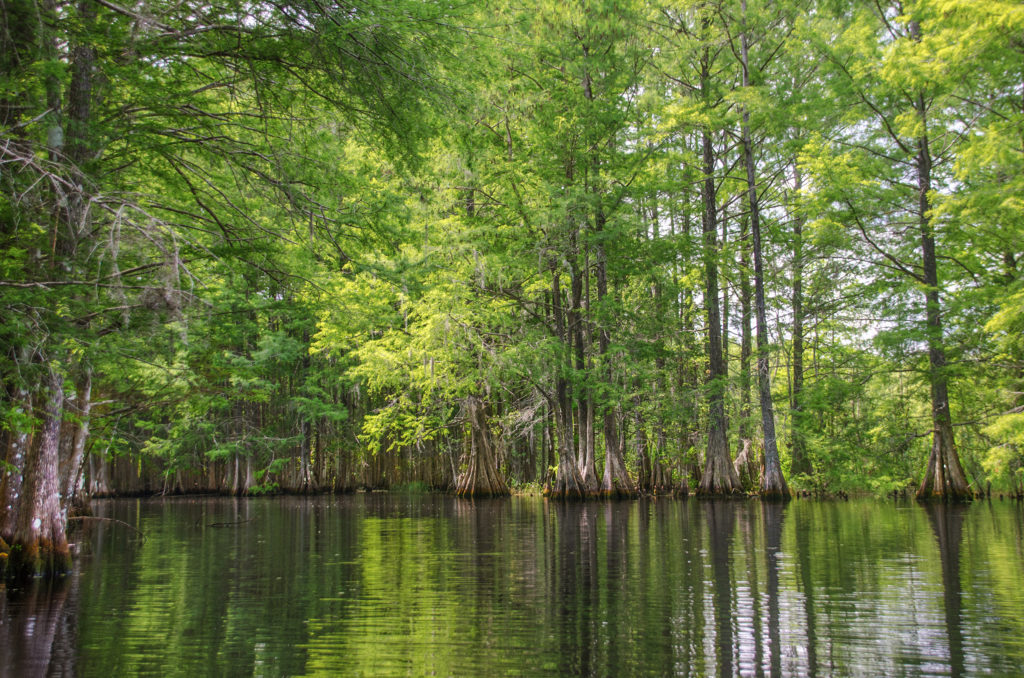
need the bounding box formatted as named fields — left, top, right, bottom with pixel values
left=2, top=495, right=1023, bottom=677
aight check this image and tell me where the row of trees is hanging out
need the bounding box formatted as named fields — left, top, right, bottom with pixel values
left=2, top=0, right=1023, bottom=575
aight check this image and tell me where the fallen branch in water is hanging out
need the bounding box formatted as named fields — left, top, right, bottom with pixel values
left=67, top=516, right=146, bottom=540
left=207, top=518, right=254, bottom=527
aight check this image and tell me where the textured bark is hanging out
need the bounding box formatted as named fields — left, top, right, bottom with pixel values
left=10, top=370, right=71, bottom=578
left=740, top=1, right=788, bottom=500
left=733, top=438, right=759, bottom=491
left=88, top=451, right=111, bottom=497
left=60, top=368, right=92, bottom=513
left=455, top=396, right=510, bottom=497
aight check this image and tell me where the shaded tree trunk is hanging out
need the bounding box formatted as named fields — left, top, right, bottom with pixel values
left=455, top=396, right=510, bottom=497
left=9, top=369, right=71, bottom=578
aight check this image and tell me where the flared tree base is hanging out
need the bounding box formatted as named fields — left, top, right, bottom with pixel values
left=916, top=426, right=972, bottom=502
left=600, top=455, right=637, bottom=498
left=546, top=457, right=587, bottom=500
left=455, top=396, right=510, bottom=499
left=759, top=465, right=791, bottom=501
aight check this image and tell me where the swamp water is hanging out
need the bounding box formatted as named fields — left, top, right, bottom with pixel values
left=1, top=495, right=1023, bottom=677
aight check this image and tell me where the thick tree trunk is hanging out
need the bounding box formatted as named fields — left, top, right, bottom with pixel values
left=789, top=164, right=811, bottom=477
left=697, top=122, right=741, bottom=495
left=60, top=368, right=92, bottom=513
left=9, top=369, right=71, bottom=578
left=245, top=455, right=256, bottom=494
left=455, top=396, right=510, bottom=497
left=230, top=453, right=241, bottom=496
left=740, top=2, right=788, bottom=500
left=601, top=409, right=634, bottom=497
left=733, top=438, right=759, bottom=490
left=89, top=449, right=111, bottom=497
left=911, top=94, right=970, bottom=501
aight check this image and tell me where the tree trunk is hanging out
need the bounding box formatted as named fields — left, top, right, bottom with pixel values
left=1, top=387, right=31, bottom=542
left=909, top=74, right=970, bottom=501
left=789, top=164, right=811, bottom=477
left=733, top=438, right=759, bottom=490
left=88, top=449, right=111, bottom=497
left=230, top=453, right=241, bottom=496
left=9, top=369, right=71, bottom=578
left=721, top=202, right=730, bottom=382
left=740, top=1, right=788, bottom=499
left=549, top=267, right=586, bottom=498
left=299, top=419, right=316, bottom=493
left=594, top=212, right=635, bottom=497
left=697, top=122, right=741, bottom=495
left=456, top=396, right=510, bottom=497
left=60, top=367, right=92, bottom=513
left=572, top=246, right=598, bottom=493
left=738, top=213, right=754, bottom=482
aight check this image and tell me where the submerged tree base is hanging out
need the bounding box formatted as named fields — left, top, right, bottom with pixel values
left=4, top=538, right=71, bottom=580
left=598, top=484, right=637, bottom=499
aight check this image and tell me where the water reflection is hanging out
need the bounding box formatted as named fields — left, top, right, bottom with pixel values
left=705, top=500, right=737, bottom=677
left=0, top=575, right=76, bottom=678
left=2, top=496, right=1023, bottom=676
left=924, top=503, right=967, bottom=678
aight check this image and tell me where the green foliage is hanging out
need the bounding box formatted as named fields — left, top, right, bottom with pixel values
left=2, top=0, right=1021, bottom=498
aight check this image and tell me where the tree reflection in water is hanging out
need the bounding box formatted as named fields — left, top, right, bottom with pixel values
left=2, top=496, right=1023, bottom=676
